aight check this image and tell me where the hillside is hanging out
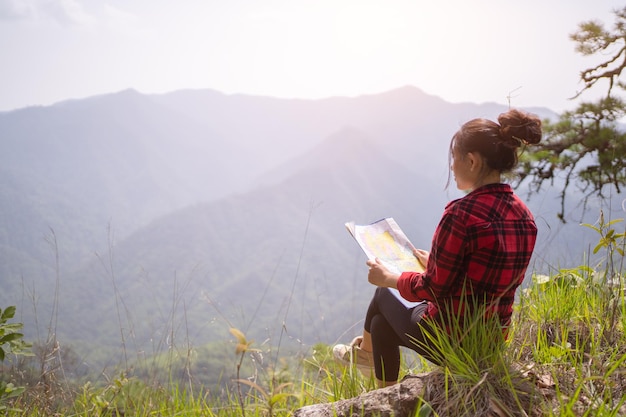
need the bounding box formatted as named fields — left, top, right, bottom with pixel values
left=0, top=86, right=613, bottom=369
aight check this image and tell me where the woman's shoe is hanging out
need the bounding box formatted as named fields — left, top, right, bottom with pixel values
left=332, top=337, right=374, bottom=372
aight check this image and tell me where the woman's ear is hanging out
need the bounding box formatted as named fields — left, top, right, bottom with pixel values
left=467, top=152, right=481, bottom=171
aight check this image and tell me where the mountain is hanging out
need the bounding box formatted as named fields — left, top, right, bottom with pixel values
left=52, top=127, right=450, bottom=361
left=0, top=85, right=607, bottom=369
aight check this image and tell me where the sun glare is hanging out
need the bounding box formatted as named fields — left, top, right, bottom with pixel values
left=330, top=4, right=408, bottom=57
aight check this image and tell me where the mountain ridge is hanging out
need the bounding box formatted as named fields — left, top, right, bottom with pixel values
left=0, top=85, right=604, bottom=369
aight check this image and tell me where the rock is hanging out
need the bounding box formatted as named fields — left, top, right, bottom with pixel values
left=292, top=375, right=427, bottom=417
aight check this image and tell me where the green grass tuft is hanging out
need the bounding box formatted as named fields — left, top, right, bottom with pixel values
left=1, top=214, right=625, bottom=416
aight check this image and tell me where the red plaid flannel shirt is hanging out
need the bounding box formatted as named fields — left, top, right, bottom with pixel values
left=397, top=183, right=537, bottom=326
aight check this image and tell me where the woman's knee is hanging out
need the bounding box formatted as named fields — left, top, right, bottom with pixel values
left=370, top=313, right=392, bottom=340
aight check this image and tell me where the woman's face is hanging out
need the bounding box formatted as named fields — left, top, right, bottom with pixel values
left=451, top=147, right=477, bottom=191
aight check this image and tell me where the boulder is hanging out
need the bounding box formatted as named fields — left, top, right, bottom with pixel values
left=293, top=375, right=427, bottom=417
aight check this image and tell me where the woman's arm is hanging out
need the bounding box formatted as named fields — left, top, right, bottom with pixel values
left=397, top=208, right=468, bottom=301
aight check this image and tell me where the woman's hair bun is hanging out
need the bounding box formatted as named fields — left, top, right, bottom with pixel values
left=497, top=109, right=542, bottom=147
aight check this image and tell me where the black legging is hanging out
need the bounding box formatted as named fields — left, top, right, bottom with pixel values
left=364, top=287, right=440, bottom=381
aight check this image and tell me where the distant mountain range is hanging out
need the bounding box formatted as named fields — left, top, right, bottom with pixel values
left=0, top=86, right=612, bottom=369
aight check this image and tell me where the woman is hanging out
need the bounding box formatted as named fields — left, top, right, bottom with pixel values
left=333, top=108, right=542, bottom=387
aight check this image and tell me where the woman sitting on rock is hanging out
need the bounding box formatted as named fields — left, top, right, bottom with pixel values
left=333, top=108, right=542, bottom=387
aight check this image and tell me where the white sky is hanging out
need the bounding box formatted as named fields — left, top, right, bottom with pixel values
left=0, top=0, right=624, bottom=112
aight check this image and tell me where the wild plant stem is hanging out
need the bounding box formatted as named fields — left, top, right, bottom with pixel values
left=273, top=201, right=316, bottom=369
left=236, top=351, right=246, bottom=417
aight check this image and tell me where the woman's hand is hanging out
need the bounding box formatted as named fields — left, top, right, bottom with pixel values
left=366, top=258, right=400, bottom=289
left=413, top=248, right=430, bottom=268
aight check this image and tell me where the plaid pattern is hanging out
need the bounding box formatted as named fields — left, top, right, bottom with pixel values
left=397, top=183, right=537, bottom=326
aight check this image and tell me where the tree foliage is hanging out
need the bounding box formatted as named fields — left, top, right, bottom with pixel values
left=0, top=306, right=32, bottom=411
left=516, top=7, right=626, bottom=221
left=0, top=306, right=30, bottom=361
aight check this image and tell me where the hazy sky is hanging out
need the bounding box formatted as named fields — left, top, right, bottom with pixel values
left=1, top=0, right=624, bottom=112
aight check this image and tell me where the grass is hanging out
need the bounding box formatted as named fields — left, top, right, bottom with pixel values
left=0, top=213, right=625, bottom=416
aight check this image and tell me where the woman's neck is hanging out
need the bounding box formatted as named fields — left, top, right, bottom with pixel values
left=472, top=171, right=502, bottom=190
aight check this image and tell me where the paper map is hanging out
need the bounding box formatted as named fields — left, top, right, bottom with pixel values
left=345, top=217, right=426, bottom=308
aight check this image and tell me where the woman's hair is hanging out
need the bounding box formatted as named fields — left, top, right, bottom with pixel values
left=450, top=108, right=542, bottom=173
